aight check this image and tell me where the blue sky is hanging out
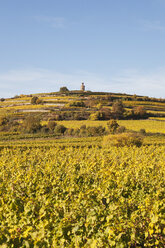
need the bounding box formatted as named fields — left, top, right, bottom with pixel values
left=0, top=0, right=165, bottom=98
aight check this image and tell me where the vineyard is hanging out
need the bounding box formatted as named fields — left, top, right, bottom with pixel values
left=2, top=0, right=165, bottom=245
left=0, top=141, right=164, bottom=247
left=0, top=91, right=165, bottom=247
left=54, top=120, right=165, bottom=134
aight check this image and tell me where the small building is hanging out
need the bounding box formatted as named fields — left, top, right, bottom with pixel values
left=81, top=82, right=85, bottom=91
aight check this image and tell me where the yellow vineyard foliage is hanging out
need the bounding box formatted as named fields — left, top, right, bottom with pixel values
left=0, top=144, right=164, bottom=247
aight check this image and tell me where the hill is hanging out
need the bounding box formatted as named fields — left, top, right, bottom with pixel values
left=0, top=90, right=165, bottom=247
left=1, top=90, right=165, bottom=122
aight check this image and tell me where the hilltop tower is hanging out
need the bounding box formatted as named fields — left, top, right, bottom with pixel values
left=81, top=82, right=85, bottom=91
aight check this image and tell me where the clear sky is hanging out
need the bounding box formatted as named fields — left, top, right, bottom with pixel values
left=0, top=0, right=165, bottom=98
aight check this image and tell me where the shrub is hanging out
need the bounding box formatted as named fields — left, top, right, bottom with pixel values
left=68, top=101, right=85, bottom=107
left=8, top=119, right=20, bottom=132
left=31, top=96, right=38, bottom=104
left=99, top=108, right=112, bottom=120
left=123, top=110, right=133, bottom=119
left=107, top=120, right=119, bottom=134
left=73, top=128, right=81, bottom=136
left=0, top=116, right=9, bottom=126
left=73, top=112, right=86, bottom=120
left=31, top=96, right=43, bottom=105
left=86, top=126, right=106, bottom=136
left=54, top=124, right=67, bottom=135
left=78, top=125, right=87, bottom=137
left=103, top=133, right=143, bottom=147
left=116, top=125, right=126, bottom=134
left=79, top=128, right=87, bottom=137
left=47, top=121, right=57, bottom=132
left=22, top=115, right=42, bottom=133
left=112, top=100, right=124, bottom=118
left=139, top=129, right=146, bottom=135
left=41, top=126, right=49, bottom=133
left=89, top=112, right=104, bottom=120
left=85, top=99, right=97, bottom=108
left=133, top=106, right=146, bottom=118
left=96, top=103, right=103, bottom=109
left=0, top=116, right=20, bottom=132
left=65, top=128, right=74, bottom=136
left=36, top=98, right=43, bottom=104
left=49, top=114, right=61, bottom=121
left=65, top=125, right=106, bottom=137
left=89, top=112, right=99, bottom=120
left=80, top=125, right=86, bottom=130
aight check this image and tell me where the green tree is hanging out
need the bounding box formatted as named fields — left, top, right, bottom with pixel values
left=59, top=87, right=69, bottom=93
